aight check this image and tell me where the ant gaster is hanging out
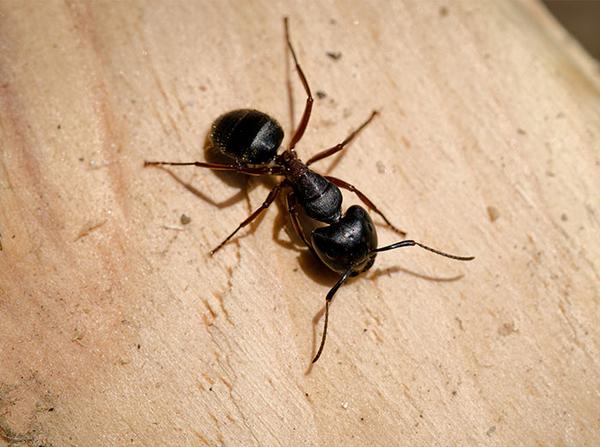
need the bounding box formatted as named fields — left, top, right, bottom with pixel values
left=144, top=18, right=474, bottom=364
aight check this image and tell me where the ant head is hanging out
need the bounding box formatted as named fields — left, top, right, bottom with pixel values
left=311, top=205, right=378, bottom=273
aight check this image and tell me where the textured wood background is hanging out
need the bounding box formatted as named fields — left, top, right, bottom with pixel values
left=1, top=1, right=599, bottom=446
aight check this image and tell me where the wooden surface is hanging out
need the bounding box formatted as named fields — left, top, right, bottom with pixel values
left=1, top=1, right=599, bottom=445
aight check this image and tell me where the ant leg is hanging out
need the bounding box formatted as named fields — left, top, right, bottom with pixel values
left=313, top=268, right=353, bottom=363
left=306, top=110, right=379, bottom=166
left=325, top=175, right=407, bottom=236
left=210, top=183, right=283, bottom=255
left=144, top=160, right=282, bottom=177
left=286, top=191, right=318, bottom=257
left=284, top=17, right=314, bottom=151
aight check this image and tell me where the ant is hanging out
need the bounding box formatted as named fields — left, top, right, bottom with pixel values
left=144, top=18, right=474, bottom=363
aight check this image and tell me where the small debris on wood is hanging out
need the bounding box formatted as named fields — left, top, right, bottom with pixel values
left=326, top=51, right=342, bottom=61
left=487, top=206, right=500, bottom=223
left=75, top=220, right=107, bottom=241
left=180, top=214, right=192, bottom=225
left=439, top=6, right=449, bottom=17
left=316, top=90, right=327, bottom=100
left=72, top=330, right=85, bottom=346
left=498, top=321, right=518, bottom=336
left=455, top=316, right=464, bottom=331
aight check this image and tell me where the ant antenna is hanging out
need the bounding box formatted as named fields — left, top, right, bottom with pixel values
left=372, top=240, right=474, bottom=260
left=313, top=269, right=352, bottom=363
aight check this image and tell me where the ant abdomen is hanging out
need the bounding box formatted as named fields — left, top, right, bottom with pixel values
left=311, top=205, right=378, bottom=274
left=210, top=109, right=284, bottom=165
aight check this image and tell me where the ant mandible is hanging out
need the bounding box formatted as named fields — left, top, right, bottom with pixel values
left=144, top=18, right=474, bottom=363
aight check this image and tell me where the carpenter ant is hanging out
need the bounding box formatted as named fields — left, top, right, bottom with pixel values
left=144, top=18, right=474, bottom=363
left=308, top=205, right=473, bottom=363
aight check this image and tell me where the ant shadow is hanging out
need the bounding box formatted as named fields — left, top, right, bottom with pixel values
left=155, top=166, right=249, bottom=209
left=271, top=203, right=339, bottom=286
left=367, top=266, right=465, bottom=283
left=151, top=133, right=255, bottom=210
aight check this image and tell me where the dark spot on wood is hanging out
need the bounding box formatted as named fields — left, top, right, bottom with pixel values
left=326, top=51, right=342, bottom=60
left=487, top=206, right=500, bottom=222
left=517, top=128, right=526, bottom=135
left=498, top=322, right=518, bottom=336
left=180, top=214, right=191, bottom=225
left=455, top=316, right=464, bottom=331
left=561, top=213, right=568, bottom=222
left=75, top=220, right=107, bottom=241
left=316, top=90, right=327, bottom=99
left=401, top=135, right=411, bottom=148
left=439, top=6, right=448, bottom=16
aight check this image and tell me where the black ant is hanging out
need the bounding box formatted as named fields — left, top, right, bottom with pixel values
left=144, top=18, right=474, bottom=363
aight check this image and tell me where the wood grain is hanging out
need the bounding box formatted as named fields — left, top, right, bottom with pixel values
left=1, top=1, right=599, bottom=445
